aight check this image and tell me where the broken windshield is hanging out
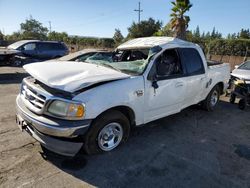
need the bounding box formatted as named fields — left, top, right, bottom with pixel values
left=85, top=46, right=162, bottom=75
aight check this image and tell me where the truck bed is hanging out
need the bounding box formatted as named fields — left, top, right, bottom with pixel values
left=207, top=60, right=223, bottom=66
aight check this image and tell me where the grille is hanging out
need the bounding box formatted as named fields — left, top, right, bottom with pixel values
left=21, top=83, right=46, bottom=112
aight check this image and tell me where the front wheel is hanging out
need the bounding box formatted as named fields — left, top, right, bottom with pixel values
left=11, top=59, right=23, bottom=67
left=83, top=110, right=130, bottom=155
left=203, top=85, right=220, bottom=111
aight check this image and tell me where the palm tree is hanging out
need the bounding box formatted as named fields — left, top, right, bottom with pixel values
left=170, top=0, right=192, bottom=40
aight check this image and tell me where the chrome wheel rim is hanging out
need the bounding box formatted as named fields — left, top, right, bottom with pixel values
left=98, top=122, right=123, bottom=151
left=210, top=90, right=219, bottom=107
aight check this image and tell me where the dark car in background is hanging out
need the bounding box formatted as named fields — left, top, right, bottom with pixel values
left=7, top=40, right=69, bottom=65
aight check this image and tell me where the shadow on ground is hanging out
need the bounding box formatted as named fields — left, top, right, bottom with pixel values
left=0, top=72, right=29, bottom=84
left=38, top=100, right=250, bottom=188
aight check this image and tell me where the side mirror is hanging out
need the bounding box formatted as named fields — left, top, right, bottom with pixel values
left=235, top=65, right=239, bottom=69
left=152, top=74, right=159, bottom=89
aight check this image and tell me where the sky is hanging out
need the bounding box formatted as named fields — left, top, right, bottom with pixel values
left=0, top=0, right=250, bottom=38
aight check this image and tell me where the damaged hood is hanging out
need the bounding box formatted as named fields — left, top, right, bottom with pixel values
left=0, top=48, right=20, bottom=55
left=23, top=61, right=130, bottom=92
left=231, top=69, right=250, bottom=80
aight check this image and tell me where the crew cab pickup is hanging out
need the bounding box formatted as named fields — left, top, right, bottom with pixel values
left=16, top=37, right=230, bottom=156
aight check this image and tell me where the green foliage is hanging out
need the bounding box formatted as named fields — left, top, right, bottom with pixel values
left=65, top=36, right=114, bottom=48
left=170, top=0, right=192, bottom=39
left=193, top=25, right=200, bottom=38
left=5, top=32, right=21, bottom=41
left=97, top=38, right=115, bottom=48
left=127, top=18, right=162, bottom=38
left=154, top=23, right=174, bottom=37
left=227, top=29, right=250, bottom=40
left=0, top=31, right=4, bottom=41
left=238, top=29, right=250, bottom=39
left=113, top=29, right=124, bottom=46
left=20, top=16, right=48, bottom=40
left=48, top=31, right=68, bottom=42
left=207, top=39, right=250, bottom=56
left=186, top=26, right=250, bottom=56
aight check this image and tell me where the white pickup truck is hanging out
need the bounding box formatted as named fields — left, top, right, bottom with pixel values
left=16, top=37, right=230, bottom=156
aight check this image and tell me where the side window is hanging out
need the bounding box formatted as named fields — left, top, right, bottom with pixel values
left=53, top=43, right=65, bottom=50
left=156, top=49, right=182, bottom=77
left=38, top=43, right=63, bottom=51
left=179, top=48, right=205, bottom=75
left=23, top=43, right=36, bottom=51
left=37, top=43, right=47, bottom=51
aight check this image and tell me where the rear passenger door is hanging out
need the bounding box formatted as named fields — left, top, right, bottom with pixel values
left=36, top=43, right=51, bottom=60
left=178, top=48, right=207, bottom=108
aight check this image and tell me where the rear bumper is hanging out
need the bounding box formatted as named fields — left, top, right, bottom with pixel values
left=16, top=94, right=91, bottom=156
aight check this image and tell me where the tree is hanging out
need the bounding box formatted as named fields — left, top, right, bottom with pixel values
left=170, top=0, right=192, bottom=40
left=209, top=27, right=222, bottom=39
left=0, top=31, right=4, bottom=41
left=238, top=29, right=250, bottom=39
left=113, top=29, right=124, bottom=45
left=20, top=16, right=48, bottom=40
left=5, top=32, right=21, bottom=41
left=205, top=31, right=210, bottom=39
left=127, top=18, right=162, bottom=38
left=48, top=31, right=69, bottom=41
left=201, top=32, right=205, bottom=39
left=154, top=22, right=174, bottom=37
left=193, top=25, right=200, bottom=38
left=211, top=27, right=216, bottom=39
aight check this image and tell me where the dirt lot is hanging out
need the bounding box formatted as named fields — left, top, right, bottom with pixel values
left=0, top=66, right=250, bottom=188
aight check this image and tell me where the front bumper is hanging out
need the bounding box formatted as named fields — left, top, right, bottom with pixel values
left=16, top=95, right=91, bottom=156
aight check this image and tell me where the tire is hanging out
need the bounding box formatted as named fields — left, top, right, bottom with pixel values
left=230, top=93, right=236, bottom=104
left=11, top=59, right=23, bottom=67
left=203, top=85, right=220, bottom=111
left=83, top=110, right=130, bottom=155
left=238, top=99, right=246, bottom=110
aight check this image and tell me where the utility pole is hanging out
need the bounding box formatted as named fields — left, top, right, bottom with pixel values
left=48, top=21, right=52, bottom=33
left=134, top=2, right=143, bottom=23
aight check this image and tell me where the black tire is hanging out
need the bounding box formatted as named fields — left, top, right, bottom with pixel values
left=202, top=85, right=220, bottom=111
left=83, top=110, right=130, bottom=155
left=11, top=59, right=23, bottom=67
left=230, top=93, right=236, bottom=104
left=238, top=99, right=246, bottom=110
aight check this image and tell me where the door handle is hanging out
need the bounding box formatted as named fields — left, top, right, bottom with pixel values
left=200, top=77, right=206, bottom=81
left=175, top=82, right=184, bottom=87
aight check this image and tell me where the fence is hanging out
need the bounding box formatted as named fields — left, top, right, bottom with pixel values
left=208, top=55, right=249, bottom=70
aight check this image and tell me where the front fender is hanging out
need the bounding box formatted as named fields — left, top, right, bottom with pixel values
left=73, top=76, right=145, bottom=125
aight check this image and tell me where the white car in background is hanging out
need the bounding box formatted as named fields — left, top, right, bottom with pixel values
left=231, top=60, right=250, bottom=81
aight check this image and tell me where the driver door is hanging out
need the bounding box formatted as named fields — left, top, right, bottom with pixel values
left=144, top=48, right=187, bottom=123
left=20, top=42, right=38, bottom=58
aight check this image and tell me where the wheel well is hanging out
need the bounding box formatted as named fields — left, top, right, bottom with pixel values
left=217, top=82, right=224, bottom=95
left=97, top=106, right=136, bottom=127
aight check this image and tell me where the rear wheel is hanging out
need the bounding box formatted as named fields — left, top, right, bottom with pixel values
left=203, top=85, right=220, bottom=111
left=84, top=110, right=130, bottom=155
left=238, top=99, right=246, bottom=110
left=230, top=93, right=236, bottom=104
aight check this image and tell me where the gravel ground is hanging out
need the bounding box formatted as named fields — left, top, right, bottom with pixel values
left=0, top=66, right=250, bottom=188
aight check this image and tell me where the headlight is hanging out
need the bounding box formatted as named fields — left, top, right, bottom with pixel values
left=47, top=100, right=85, bottom=119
